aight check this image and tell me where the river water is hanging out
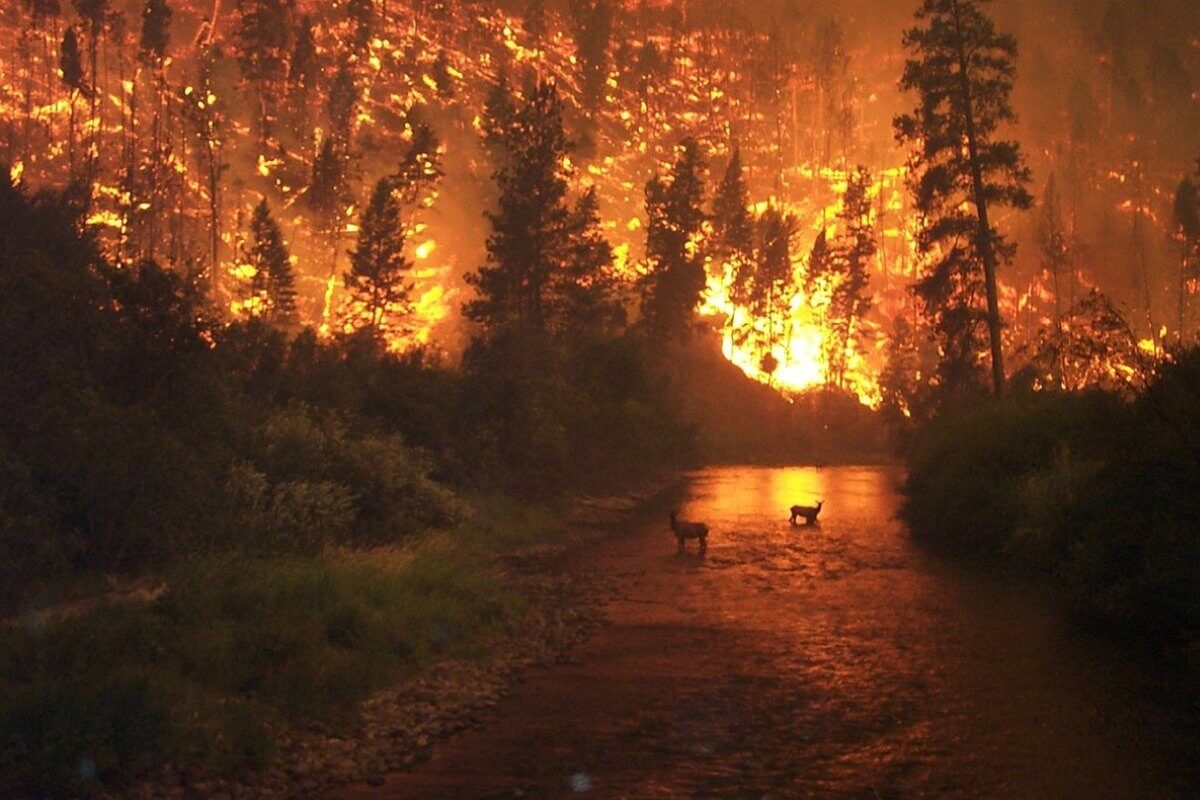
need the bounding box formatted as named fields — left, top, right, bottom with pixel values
left=347, top=466, right=1200, bottom=799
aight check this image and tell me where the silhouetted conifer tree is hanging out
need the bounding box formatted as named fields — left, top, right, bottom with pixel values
left=553, top=186, right=625, bottom=341
left=393, top=124, right=443, bottom=209
left=60, top=26, right=84, bottom=174
left=1173, top=178, right=1200, bottom=340
left=306, top=137, right=349, bottom=274
left=895, top=0, right=1032, bottom=397
left=431, top=51, right=457, bottom=99
left=750, top=206, right=800, bottom=378
left=826, top=166, right=876, bottom=389
left=641, top=139, right=707, bottom=340
left=287, top=15, right=320, bottom=107
left=711, top=146, right=754, bottom=309
left=235, top=0, right=289, bottom=145
left=327, top=59, right=358, bottom=145
left=346, top=176, right=413, bottom=335
left=481, top=68, right=518, bottom=168
left=138, top=0, right=170, bottom=63
left=247, top=199, right=297, bottom=323
left=570, top=0, right=614, bottom=112
left=466, top=80, right=573, bottom=336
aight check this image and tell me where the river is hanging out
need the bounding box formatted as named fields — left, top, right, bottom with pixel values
left=344, top=466, right=1199, bottom=799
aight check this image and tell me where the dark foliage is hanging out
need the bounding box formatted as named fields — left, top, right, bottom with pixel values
left=246, top=199, right=298, bottom=324
left=895, top=0, right=1033, bottom=397
left=641, top=138, right=707, bottom=341
left=345, top=177, right=414, bottom=336
left=138, top=0, right=172, bottom=65
left=903, top=351, right=1200, bottom=685
left=0, top=176, right=457, bottom=603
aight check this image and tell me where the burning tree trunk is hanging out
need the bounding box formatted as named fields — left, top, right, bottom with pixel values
left=59, top=27, right=84, bottom=178
left=183, top=44, right=225, bottom=297
left=75, top=0, right=109, bottom=186
left=1173, top=178, right=1200, bottom=343
left=137, top=0, right=172, bottom=263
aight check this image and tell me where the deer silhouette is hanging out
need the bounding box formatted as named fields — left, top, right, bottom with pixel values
left=789, top=501, right=824, bottom=526
left=669, top=510, right=709, bottom=553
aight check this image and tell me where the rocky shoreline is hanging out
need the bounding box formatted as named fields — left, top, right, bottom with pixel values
left=102, top=477, right=680, bottom=800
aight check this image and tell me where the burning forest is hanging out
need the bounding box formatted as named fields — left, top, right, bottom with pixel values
left=3, top=1, right=1200, bottom=797
left=4, top=0, right=1195, bottom=407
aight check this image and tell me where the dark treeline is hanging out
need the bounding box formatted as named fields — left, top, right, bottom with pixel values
left=886, top=0, right=1200, bottom=701
left=900, top=360, right=1200, bottom=700
left=0, top=105, right=692, bottom=792
left=0, top=152, right=691, bottom=605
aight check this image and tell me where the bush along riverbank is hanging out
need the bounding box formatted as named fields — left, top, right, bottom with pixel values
left=0, top=172, right=694, bottom=799
left=900, top=349, right=1200, bottom=699
left=1, top=479, right=678, bottom=800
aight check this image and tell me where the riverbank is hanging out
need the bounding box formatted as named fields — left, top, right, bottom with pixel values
left=0, top=478, right=680, bottom=800
left=899, top=371, right=1200, bottom=705
left=343, top=465, right=1200, bottom=799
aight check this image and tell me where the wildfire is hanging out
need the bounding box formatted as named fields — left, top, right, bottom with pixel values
left=0, top=0, right=1167, bottom=405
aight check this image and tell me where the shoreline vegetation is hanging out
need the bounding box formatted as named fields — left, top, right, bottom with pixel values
left=898, top=353, right=1200, bottom=706
left=0, top=171, right=882, bottom=798
left=4, top=479, right=682, bottom=800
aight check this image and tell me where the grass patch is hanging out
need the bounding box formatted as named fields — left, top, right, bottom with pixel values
left=0, top=539, right=522, bottom=798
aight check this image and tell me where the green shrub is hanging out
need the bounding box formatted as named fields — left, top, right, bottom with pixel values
left=1009, top=454, right=1104, bottom=570
left=901, top=391, right=1127, bottom=553
left=266, top=480, right=357, bottom=553
left=335, top=435, right=465, bottom=541
left=0, top=547, right=520, bottom=797
left=238, top=406, right=464, bottom=549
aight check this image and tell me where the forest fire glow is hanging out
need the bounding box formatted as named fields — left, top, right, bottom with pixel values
left=0, top=0, right=1184, bottom=408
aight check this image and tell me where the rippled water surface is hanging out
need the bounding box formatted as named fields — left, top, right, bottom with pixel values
left=350, top=466, right=1200, bottom=799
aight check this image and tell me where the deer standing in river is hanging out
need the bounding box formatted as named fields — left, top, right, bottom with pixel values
left=669, top=510, right=708, bottom=553
left=789, top=501, right=824, bottom=526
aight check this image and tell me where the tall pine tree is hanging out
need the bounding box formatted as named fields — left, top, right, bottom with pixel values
left=246, top=198, right=297, bottom=323
left=711, top=146, right=754, bottom=309
left=826, top=166, right=876, bottom=389
left=1173, top=177, right=1200, bottom=341
left=345, top=176, right=413, bottom=337
left=552, top=186, right=625, bottom=342
left=750, top=206, right=800, bottom=377
left=60, top=27, right=84, bottom=175
left=326, top=59, right=358, bottom=146
left=641, top=138, right=707, bottom=340
left=894, top=0, right=1032, bottom=397
left=570, top=0, right=614, bottom=113
left=466, top=80, right=573, bottom=336
left=287, top=15, right=320, bottom=111
left=235, top=0, right=289, bottom=146
left=306, top=137, right=349, bottom=278
left=393, top=124, right=443, bottom=210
